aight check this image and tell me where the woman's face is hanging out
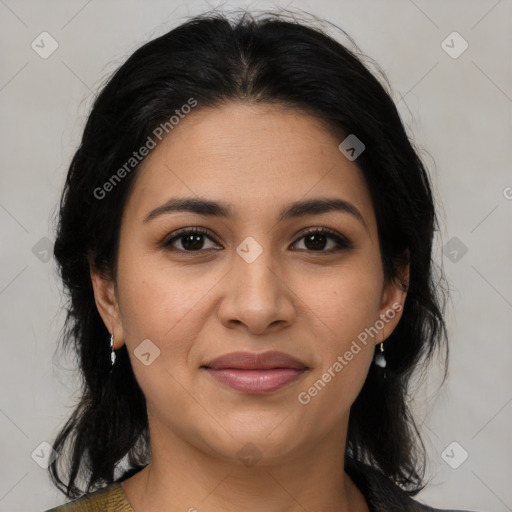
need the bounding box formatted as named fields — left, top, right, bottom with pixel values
left=92, top=102, right=407, bottom=463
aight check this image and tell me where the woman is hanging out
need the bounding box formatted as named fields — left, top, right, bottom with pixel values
left=45, top=9, right=478, bottom=512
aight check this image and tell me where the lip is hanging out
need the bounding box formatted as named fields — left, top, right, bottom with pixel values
left=203, top=368, right=307, bottom=393
left=202, top=350, right=308, bottom=370
left=200, top=351, right=309, bottom=394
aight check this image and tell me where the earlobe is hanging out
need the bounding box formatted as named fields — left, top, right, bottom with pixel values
left=89, top=263, right=125, bottom=349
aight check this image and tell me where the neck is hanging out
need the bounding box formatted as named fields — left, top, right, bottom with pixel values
left=121, top=419, right=368, bottom=512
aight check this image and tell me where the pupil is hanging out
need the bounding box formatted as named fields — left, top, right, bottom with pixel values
left=183, top=234, right=203, bottom=250
left=305, top=234, right=326, bottom=251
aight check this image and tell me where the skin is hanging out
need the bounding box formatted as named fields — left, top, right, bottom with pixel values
left=90, top=102, right=408, bottom=512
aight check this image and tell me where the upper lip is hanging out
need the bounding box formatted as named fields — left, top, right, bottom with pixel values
left=202, top=351, right=308, bottom=370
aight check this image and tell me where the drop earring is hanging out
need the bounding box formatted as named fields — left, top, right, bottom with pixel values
left=110, top=333, right=116, bottom=366
left=374, top=341, right=387, bottom=380
left=374, top=342, right=386, bottom=368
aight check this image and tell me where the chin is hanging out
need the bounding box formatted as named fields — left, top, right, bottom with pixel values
left=200, top=420, right=308, bottom=465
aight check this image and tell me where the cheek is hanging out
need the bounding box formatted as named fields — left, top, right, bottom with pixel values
left=295, top=299, right=378, bottom=429
left=114, top=257, right=220, bottom=414
left=115, top=253, right=223, bottom=364
left=118, top=227, right=210, bottom=315
left=298, top=257, right=383, bottom=402
left=305, top=258, right=384, bottom=344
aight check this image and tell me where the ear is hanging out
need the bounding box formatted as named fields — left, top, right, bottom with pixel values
left=376, top=251, right=409, bottom=345
left=89, top=258, right=125, bottom=349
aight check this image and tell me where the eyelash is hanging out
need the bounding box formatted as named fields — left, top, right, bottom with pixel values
left=162, top=226, right=353, bottom=254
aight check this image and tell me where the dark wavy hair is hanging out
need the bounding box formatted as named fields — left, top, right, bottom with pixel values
left=49, top=9, right=449, bottom=500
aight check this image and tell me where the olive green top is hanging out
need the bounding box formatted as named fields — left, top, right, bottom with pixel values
left=44, top=459, right=481, bottom=512
left=45, top=483, right=134, bottom=511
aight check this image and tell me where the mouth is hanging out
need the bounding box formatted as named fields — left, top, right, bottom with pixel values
left=200, top=351, right=309, bottom=394
left=201, top=367, right=308, bottom=393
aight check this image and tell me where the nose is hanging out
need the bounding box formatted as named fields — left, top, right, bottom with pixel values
left=217, top=244, right=296, bottom=335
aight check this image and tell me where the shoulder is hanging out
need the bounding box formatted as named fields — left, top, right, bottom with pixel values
left=43, top=483, right=134, bottom=512
left=345, top=458, right=482, bottom=512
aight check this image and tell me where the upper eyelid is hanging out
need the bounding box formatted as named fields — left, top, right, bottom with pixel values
left=166, top=226, right=218, bottom=243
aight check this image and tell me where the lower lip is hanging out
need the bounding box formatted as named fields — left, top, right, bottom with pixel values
left=202, top=368, right=307, bottom=393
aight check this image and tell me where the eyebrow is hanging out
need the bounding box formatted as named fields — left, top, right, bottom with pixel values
left=143, top=197, right=368, bottom=232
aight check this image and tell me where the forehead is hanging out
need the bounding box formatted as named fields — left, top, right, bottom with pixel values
left=122, top=102, right=376, bottom=230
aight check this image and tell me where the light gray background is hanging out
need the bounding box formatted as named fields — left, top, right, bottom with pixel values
left=1, top=0, right=511, bottom=511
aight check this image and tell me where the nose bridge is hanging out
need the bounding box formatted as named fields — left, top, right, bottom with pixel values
left=233, top=236, right=280, bottom=302
left=218, top=235, right=295, bottom=332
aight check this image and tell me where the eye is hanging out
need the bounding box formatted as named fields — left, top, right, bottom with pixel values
left=291, top=228, right=353, bottom=253
left=163, top=227, right=221, bottom=252
left=162, top=227, right=353, bottom=254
